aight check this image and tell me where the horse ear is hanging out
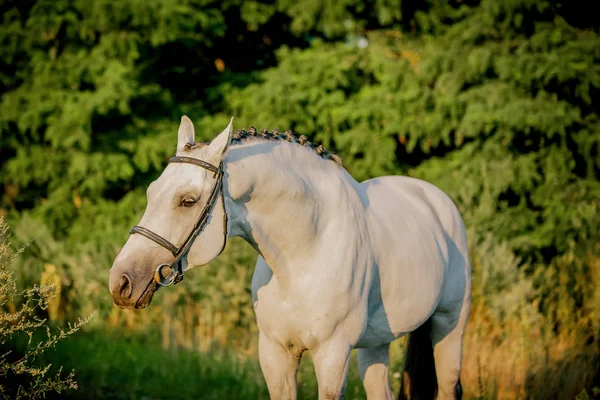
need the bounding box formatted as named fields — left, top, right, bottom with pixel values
left=206, top=117, right=234, bottom=163
left=177, top=115, right=196, bottom=152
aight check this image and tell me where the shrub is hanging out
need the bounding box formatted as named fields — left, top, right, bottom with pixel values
left=0, top=217, right=91, bottom=399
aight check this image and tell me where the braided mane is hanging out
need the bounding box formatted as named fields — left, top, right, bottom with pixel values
left=183, top=126, right=342, bottom=166
left=231, top=126, right=343, bottom=166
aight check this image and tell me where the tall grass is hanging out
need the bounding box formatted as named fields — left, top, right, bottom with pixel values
left=461, top=237, right=600, bottom=399
left=5, top=223, right=600, bottom=399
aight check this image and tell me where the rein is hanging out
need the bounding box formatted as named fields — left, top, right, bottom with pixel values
left=129, top=156, right=228, bottom=287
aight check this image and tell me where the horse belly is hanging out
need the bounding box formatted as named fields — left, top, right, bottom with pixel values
left=359, top=177, right=453, bottom=346
left=356, top=264, right=444, bottom=349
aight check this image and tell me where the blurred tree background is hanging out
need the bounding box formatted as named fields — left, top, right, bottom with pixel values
left=1, top=0, right=599, bottom=398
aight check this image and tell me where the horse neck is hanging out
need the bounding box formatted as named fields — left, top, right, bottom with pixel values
left=224, top=141, right=367, bottom=280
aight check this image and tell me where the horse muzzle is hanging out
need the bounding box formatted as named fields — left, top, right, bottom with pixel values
left=109, top=265, right=158, bottom=310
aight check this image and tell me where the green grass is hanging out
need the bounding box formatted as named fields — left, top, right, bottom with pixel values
left=34, top=329, right=268, bottom=399
left=30, top=329, right=369, bottom=400
left=14, top=326, right=600, bottom=400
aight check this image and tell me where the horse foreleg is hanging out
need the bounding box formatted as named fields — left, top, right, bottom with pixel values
left=311, top=339, right=353, bottom=400
left=259, top=332, right=301, bottom=400
left=357, top=345, right=394, bottom=400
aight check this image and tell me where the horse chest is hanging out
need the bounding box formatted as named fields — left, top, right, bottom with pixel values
left=253, top=273, right=361, bottom=349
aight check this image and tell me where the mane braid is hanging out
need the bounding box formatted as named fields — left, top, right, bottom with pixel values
left=226, top=126, right=343, bottom=166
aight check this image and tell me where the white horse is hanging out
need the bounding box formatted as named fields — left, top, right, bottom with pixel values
left=109, top=116, right=471, bottom=400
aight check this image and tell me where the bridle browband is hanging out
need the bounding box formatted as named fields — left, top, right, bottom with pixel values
left=129, top=156, right=228, bottom=287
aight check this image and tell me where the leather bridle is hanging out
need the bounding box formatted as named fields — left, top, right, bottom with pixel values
left=129, top=156, right=228, bottom=287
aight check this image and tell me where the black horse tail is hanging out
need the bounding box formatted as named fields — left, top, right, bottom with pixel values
left=398, top=318, right=438, bottom=400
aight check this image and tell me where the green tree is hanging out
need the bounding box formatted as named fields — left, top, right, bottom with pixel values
left=205, top=0, right=600, bottom=263
left=1, top=0, right=599, bottom=396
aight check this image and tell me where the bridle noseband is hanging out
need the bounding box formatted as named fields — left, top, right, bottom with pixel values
left=129, top=156, right=228, bottom=287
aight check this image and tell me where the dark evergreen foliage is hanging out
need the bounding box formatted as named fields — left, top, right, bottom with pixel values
left=0, top=1, right=598, bottom=396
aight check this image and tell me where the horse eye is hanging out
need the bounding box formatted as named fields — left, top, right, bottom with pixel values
left=181, top=198, right=196, bottom=207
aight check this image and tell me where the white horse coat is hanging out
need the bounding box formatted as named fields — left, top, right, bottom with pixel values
left=109, top=117, right=471, bottom=400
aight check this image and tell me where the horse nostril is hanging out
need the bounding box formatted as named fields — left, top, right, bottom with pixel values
left=119, top=275, right=133, bottom=299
